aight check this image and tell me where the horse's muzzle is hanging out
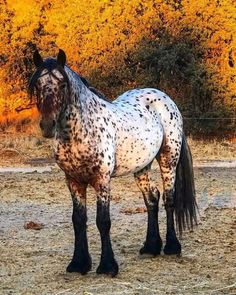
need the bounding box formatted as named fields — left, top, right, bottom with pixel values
left=39, top=118, right=56, bottom=138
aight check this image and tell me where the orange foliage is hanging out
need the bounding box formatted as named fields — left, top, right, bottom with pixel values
left=0, top=0, right=235, bottom=133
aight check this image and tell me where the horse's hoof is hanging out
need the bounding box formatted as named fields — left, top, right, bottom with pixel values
left=66, top=256, right=92, bottom=274
left=139, top=239, right=162, bottom=257
left=164, top=240, right=181, bottom=255
left=96, top=258, right=119, bottom=277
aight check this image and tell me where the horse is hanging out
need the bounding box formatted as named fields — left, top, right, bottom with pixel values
left=29, top=49, right=197, bottom=277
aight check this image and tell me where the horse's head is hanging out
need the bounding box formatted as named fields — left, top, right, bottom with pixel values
left=29, top=49, right=70, bottom=138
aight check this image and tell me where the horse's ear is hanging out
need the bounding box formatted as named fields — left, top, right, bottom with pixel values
left=33, top=50, right=43, bottom=67
left=57, top=49, right=66, bottom=67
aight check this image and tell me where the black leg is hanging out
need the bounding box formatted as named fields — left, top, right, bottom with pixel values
left=163, top=190, right=181, bottom=255
left=140, top=189, right=163, bottom=256
left=134, top=166, right=162, bottom=256
left=66, top=201, right=92, bottom=274
left=96, top=195, right=118, bottom=277
left=66, top=178, right=91, bottom=274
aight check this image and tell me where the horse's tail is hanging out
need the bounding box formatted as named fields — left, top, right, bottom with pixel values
left=174, top=135, right=198, bottom=235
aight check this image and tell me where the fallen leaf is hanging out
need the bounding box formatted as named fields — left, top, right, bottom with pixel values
left=120, top=207, right=147, bottom=215
left=24, top=221, right=45, bottom=230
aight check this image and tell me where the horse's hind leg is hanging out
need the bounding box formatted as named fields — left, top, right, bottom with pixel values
left=134, top=163, right=162, bottom=256
left=66, top=176, right=92, bottom=274
left=158, top=141, right=182, bottom=255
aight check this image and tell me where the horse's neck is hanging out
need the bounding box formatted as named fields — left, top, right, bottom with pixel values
left=65, top=67, right=87, bottom=105
left=62, top=67, right=103, bottom=136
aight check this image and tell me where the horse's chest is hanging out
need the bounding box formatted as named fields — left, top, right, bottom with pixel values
left=54, top=142, right=100, bottom=179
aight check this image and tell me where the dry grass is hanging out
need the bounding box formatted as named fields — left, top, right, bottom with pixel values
left=0, top=124, right=53, bottom=166
left=188, top=137, right=236, bottom=160
left=0, top=110, right=54, bottom=166
left=0, top=135, right=53, bottom=166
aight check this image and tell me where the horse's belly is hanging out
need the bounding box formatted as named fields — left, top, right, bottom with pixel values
left=112, top=124, right=163, bottom=177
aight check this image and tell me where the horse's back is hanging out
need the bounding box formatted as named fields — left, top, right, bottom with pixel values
left=114, top=88, right=183, bottom=145
left=114, top=88, right=181, bottom=120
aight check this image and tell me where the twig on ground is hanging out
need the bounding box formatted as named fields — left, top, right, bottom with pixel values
left=55, top=288, right=74, bottom=295
left=209, top=282, right=236, bottom=294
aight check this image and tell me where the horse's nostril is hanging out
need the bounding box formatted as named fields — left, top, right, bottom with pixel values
left=52, top=120, right=56, bottom=128
left=39, top=121, right=43, bottom=129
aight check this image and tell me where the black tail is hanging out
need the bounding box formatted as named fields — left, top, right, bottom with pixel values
left=174, top=135, right=198, bottom=235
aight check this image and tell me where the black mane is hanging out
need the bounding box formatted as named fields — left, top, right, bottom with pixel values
left=80, top=76, right=109, bottom=101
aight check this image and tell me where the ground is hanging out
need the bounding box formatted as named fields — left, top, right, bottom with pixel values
left=0, top=133, right=235, bottom=295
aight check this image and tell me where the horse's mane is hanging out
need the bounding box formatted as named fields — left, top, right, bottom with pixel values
left=80, top=76, right=109, bottom=102
left=29, top=58, right=109, bottom=102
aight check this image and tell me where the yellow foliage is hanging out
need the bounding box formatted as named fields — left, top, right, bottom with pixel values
left=0, top=0, right=235, bottom=133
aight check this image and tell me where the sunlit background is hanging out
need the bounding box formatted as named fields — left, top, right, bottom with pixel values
left=0, top=0, right=235, bottom=135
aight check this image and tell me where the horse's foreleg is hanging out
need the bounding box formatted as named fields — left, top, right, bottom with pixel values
left=134, top=165, right=162, bottom=256
left=95, top=183, right=118, bottom=277
left=66, top=177, right=92, bottom=274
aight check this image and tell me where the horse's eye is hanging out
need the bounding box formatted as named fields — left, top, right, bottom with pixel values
left=60, top=83, right=67, bottom=90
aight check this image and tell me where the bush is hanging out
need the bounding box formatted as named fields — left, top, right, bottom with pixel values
left=0, top=0, right=235, bottom=135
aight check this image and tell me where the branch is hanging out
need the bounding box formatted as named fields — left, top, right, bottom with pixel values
left=15, top=103, right=35, bottom=113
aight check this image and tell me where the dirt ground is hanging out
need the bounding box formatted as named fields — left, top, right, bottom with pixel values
left=0, top=155, right=235, bottom=295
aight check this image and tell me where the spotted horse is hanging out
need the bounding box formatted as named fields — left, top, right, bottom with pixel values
left=29, top=49, right=197, bottom=277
